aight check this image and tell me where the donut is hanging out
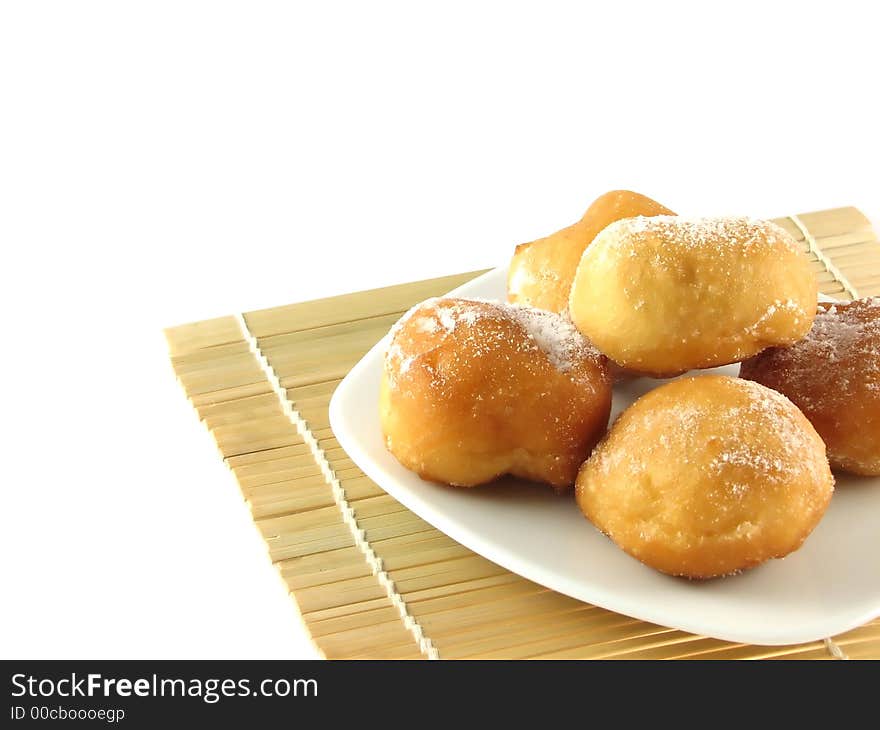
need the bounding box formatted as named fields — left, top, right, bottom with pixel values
left=507, top=190, right=673, bottom=313
left=568, top=216, right=818, bottom=376
left=380, top=297, right=612, bottom=489
left=740, top=297, right=880, bottom=476
left=576, top=375, right=834, bottom=579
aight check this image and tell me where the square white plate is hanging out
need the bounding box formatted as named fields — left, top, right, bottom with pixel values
left=329, top=267, right=880, bottom=645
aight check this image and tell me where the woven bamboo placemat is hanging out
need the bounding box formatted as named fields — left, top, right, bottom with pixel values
left=166, top=206, right=880, bottom=659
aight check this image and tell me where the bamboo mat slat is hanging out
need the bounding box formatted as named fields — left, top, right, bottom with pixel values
left=166, top=206, right=880, bottom=659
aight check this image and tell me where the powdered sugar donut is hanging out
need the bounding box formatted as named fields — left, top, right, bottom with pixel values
left=576, top=375, right=833, bottom=578
left=568, top=216, right=818, bottom=376
left=740, top=297, right=880, bottom=476
left=380, top=297, right=612, bottom=489
left=507, top=190, right=673, bottom=313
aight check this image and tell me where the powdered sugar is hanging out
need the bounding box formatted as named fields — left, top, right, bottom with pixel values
left=386, top=296, right=601, bottom=376
left=504, top=304, right=594, bottom=371
left=710, top=450, right=785, bottom=476
left=388, top=297, right=441, bottom=341
left=579, top=375, right=833, bottom=577
left=436, top=306, right=459, bottom=333
left=708, top=377, right=827, bottom=485
left=614, top=215, right=796, bottom=253
left=740, top=297, right=880, bottom=473
left=741, top=297, right=880, bottom=411
left=382, top=295, right=613, bottom=488
left=591, top=375, right=831, bottom=498
left=416, top=316, right=440, bottom=334
left=576, top=214, right=814, bottom=373
left=750, top=298, right=805, bottom=325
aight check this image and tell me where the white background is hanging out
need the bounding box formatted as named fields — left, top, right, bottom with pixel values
left=1, top=2, right=877, bottom=659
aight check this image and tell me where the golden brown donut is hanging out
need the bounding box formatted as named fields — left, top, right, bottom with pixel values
left=740, top=297, right=880, bottom=476
left=569, top=216, right=818, bottom=376
left=507, top=190, right=673, bottom=313
left=576, top=375, right=834, bottom=579
left=380, top=297, right=612, bottom=489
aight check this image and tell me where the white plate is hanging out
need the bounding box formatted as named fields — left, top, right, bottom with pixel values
left=329, top=267, right=880, bottom=645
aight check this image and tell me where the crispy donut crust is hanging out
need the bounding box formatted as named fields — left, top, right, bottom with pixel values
left=507, top=190, right=673, bottom=313
left=381, top=298, right=612, bottom=489
left=576, top=376, right=834, bottom=578
left=740, top=297, right=880, bottom=476
left=569, top=216, right=818, bottom=376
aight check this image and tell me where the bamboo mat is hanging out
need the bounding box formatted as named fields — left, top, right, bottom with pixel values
left=166, top=206, right=880, bottom=660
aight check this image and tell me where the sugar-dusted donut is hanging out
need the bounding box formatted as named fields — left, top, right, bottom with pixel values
left=568, top=216, right=818, bottom=376
left=507, top=190, right=673, bottom=313
left=576, top=375, right=834, bottom=578
left=380, top=298, right=612, bottom=488
left=740, top=297, right=880, bottom=476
